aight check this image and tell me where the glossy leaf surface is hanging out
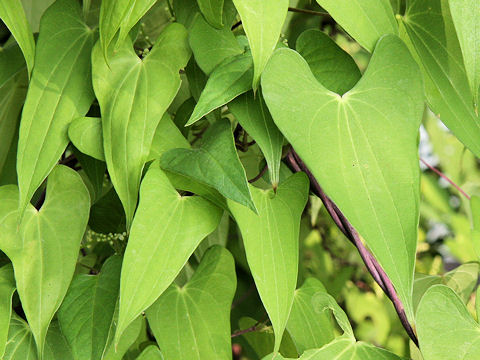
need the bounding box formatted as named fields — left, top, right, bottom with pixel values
left=17, top=0, right=95, bottom=214
left=262, top=35, right=423, bottom=322
left=116, top=163, right=222, bottom=343
left=92, top=23, right=191, bottom=228
left=147, top=246, right=236, bottom=360
left=228, top=173, right=309, bottom=352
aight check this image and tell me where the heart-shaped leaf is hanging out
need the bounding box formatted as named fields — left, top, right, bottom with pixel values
left=229, top=90, right=284, bottom=187
left=92, top=23, right=191, bottom=228
left=0, top=264, right=15, bottom=359
left=68, top=117, right=104, bottom=162
left=116, top=163, right=222, bottom=344
left=449, top=0, right=480, bottom=107
left=4, top=314, right=37, bottom=360
left=400, top=0, right=480, bottom=157
left=262, top=35, right=424, bottom=322
left=0, top=165, right=90, bottom=356
left=228, top=173, right=309, bottom=352
left=315, top=0, right=398, bottom=52
left=232, top=0, right=288, bottom=89
left=57, top=255, right=122, bottom=360
left=189, top=13, right=243, bottom=75
left=0, top=0, right=35, bottom=76
left=295, top=29, right=361, bottom=95
left=186, top=52, right=254, bottom=126
left=286, top=278, right=335, bottom=354
left=196, top=0, right=224, bottom=28
left=146, top=246, right=236, bottom=359
left=160, top=119, right=255, bottom=211
left=417, top=285, right=480, bottom=359
left=17, top=0, right=95, bottom=214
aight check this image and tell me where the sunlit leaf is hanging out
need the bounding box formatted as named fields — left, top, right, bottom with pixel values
left=147, top=246, right=236, bottom=359
left=20, top=0, right=55, bottom=32
left=262, top=35, right=423, bottom=322
left=0, top=0, right=35, bottom=75
left=68, top=117, right=104, bottom=162
left=17, top=0, right=95, bottom=214
left=417, top=285, right=480, bottom=360
left=3, top=314, right=37, bottom=360
left=315, top=0, right=398, bottom=52
left=229, top=90, right=284, bottom=187
left=400, top=0, right=480, bottom=157
left=161, top=119, right=255, bottom=211
left=0, top=264, right=15, bottom=359
left=186, top=52, right=253, bottom=126
left=136, top=345, right=164, bottom=360
left=116, top=163, right=222, bottom=344
left=449, top=0, right=480, bottom=107
left=228, top=173, right=309, bottom=352
left=57, top=255, right=122, bottom=360
left=232, top=0, right=288, bottom=89
left=92, top=23, right=191, bottom=228
left=0, top=165, right=90, bottom=356
left=295, top=29, right=361, bottom=95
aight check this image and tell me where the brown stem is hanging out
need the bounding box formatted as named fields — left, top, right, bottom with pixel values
left=286, top=148, right=418, bottom=346
left=231, top=322, right=260, bottom=338
left=248, top=164, right=268, bottom=183
left=420, top=158, right=470, bottom=200
left=287, top=7, right=331, bottom=17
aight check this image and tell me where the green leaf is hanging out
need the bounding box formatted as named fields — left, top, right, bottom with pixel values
left=147, top=246, right=236, bottom=360
left=295, top=29, right=361, bottom=95
left=44, top=321, right=74, bottom=360
left=92, top=23, right=191, bottom=228
left=262, top=35, right=423, bottom=322
left=186, top=53, right=254, bottom=126
left=102, top=314, right=143, bottom=360
left=197, top=0, right=224, bottom=28
left=400, top=0, right=480, bottom=157
left=160, top=119, right=255, bottom=211
left=449, top=0, right=480, bottom=107
left=136, top=346, right=164, bottom=360
left=0, top=71, right=27, bottom=177
left=413, top=262, right=480, bottom=311
left=315, top=0, right=398, bottom=52
left=3, top=314, right=37, bottom=360
left=189, top=13, right=243, bottom=75
left=0, top=0, right=35, bottom=76
left=68, top=117, right=105, bottom=162
left=20, top=0, right=55, bottom=32
left=232, top=0, right=288, bottom=89
left=116, top=163, right=222, bottom=344
left=0, top=42, right=26, bottom=88
left=194, top=210, right=229, bottom=262
left=99, top=0, right=156, bottom=57
left=229, top=91, right=284, bottom=187
left=148, top=113, right=191, bottom=161
left=0, top=264, right=15, bottom=359
left=0, top=165, right=90, bottom=356
left=17, top=0, right=95, bottom=215
left=57, top=255, right=122, bottom=360
left=416, top=285, right=480, bottom=360
left=286, top=278, right=335, bottom=354
left=471, top=195, right=480, bottom=260
left=228, top=173, right=309, bottom=352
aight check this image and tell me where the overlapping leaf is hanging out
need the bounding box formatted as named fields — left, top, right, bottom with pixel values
left=17, top=0, right=95, bottom=214
left=161, top=119, right=255, bottom=211
left=136, top=346, right=164, bottom=360
left=401, top=0, right=480, bottom=157
left=0, top=166, right=90, bottom=356
left=228, top=173, right=309, bottom=352
left=92, top=23, right=191, bottom=228
left=57, top=255, right=122, bottom=360
left=197, top=0, right=224, bottom=29
left=147, top=246, right=236, bottom=359
left=417, top=285, right=480, bottom=360
left=116, top=163, right=222, bottom=344
left=315, top=0, right=398, bottom=52
left=3, top=315, right=37, bottom=360
left=187, top=52, right=253, bottom=126
left=262, top=35, right=424, bottom=322
left=229, top=91, right=284, bottom=187
left=0, top=264, right=15, bottom=358
left=0, top=0, right=35, bottom=75
left=232, top=0, right=288, bottom=89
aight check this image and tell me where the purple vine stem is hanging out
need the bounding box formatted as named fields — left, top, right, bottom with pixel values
left=286, top=149, right=419, bottom=346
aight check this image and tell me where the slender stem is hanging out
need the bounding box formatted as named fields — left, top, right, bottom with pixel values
left=420, top=157, right=471, bottom=200
left=231, top=322, right=260, bottom=338
left=248, top=164, right=268, bottom=183
left=286, top=148, right=419, bottom=346
left=288, top=7, right=331, bottom=17
left=165, top=0, right=174, bottom=18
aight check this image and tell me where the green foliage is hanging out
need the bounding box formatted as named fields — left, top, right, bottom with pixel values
left=0, top=0, right=479, bottom=359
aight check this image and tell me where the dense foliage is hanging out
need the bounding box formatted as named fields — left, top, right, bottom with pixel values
left=0, top=0, right=479, bottom=359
